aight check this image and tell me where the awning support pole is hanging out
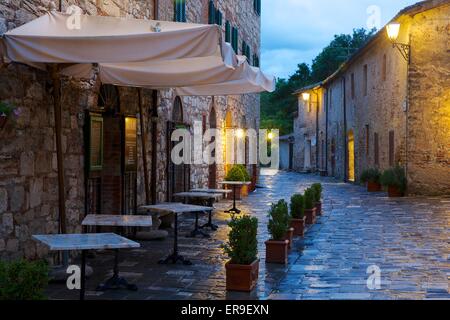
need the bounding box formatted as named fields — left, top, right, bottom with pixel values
left=50, top=65, right=67, bottom=235
left=138, top=88, right=150, bottom=204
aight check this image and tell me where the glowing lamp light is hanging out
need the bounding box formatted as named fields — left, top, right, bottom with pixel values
left=386, top=22, right=401, bottom=42
left=302, top=92, right=310, bottom=102
left=236, top=128, right=245, bottom=139
left=267, top=131, right=274, bottom=140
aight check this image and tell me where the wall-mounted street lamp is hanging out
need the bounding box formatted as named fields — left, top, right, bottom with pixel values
left=386, top=22, right=410, bottom=63
left=267, top=131, right=274, bottom=141
left=302, top=92, right=310, bottom=102
left=236, top=128, right=245, bottom=139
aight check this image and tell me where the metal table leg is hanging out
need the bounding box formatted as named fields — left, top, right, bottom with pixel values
left=96, top=249, right=138, bottom=291
left=225, top=185, right=241, bottom=214
left=200, top=198, right=218, bottom=230
left=159, top=212, right=192, bottom=265
left=80, top=250, right=86, bottom=301
left=188, top=211, right=210, bottom=238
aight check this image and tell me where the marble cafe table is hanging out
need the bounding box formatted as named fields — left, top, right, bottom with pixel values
left=33, top=233, right=140, bottom=300
left=81, top=214, right=152, bottom=292
left=139, top=203, right=213, bottom=265
left=218, top=181, right=252, bottom=214
left=190, top=188, right=233, bottom=195
left=174, top=192, right=222, bottom=234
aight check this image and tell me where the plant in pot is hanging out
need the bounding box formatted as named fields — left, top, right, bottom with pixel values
left=304, top=188, right=317, bottom=225
left=222, top=215, right=259, bottom=292
left=224, top=164, right=250, bottom=200
left=361, top=168, right=382, bottom=192
left=289, top=194, right=306, bottom=237
left=0, top=259, right=49, bottom=300
left=311, top=183, right=323, bottom=216
left=0, top=101, right=19, bottom=130
left=265, top=199, right=290, bottom=264
left=380, top=166, right=407, bottom=197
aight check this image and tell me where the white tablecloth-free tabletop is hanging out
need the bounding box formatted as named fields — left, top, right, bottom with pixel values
left=33, top=233, right=140, bottom=251
left=218, top=181, right=252, bottom=186
left=139, top=203, right=213, bottom=215
left=82, top=214, right=152, bottom=228
left=191, top=188, right=232, bottom=194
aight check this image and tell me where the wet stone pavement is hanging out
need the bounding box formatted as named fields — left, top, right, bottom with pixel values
left=46, top=170, right=450, bottom=300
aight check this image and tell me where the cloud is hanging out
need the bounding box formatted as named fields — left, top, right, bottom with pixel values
left=261, top=0, right=418, bottom=79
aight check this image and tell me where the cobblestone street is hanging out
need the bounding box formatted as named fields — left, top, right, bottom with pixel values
left=47, top=170, right=450, bottom=300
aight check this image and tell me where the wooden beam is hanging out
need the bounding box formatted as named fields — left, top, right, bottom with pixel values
left=50, top=65, right=67, bottom=234
left=138, top=88, right=150, bottom=204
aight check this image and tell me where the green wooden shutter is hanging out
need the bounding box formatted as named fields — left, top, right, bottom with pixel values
left=215, top=9, right=222, bottom=26
left=208, top=0, right=215, bottom=24
left=174, top=0, right=186, bottom=22
left=232, top=27, right=238, bottom=53
left=225, top=21, right=231, bottom=43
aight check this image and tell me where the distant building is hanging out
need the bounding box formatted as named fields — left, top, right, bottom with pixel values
left=279, top=134, right=295, bottom=171
left=292, top=0, right=450, bottom=195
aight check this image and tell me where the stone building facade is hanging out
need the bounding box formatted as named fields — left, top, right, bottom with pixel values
left=292, top=0, right=450, bottom=195
left=0, top=0, right=262, bottom=260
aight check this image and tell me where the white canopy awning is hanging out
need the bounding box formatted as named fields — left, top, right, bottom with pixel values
left=0, top=11, right=223, bottom=64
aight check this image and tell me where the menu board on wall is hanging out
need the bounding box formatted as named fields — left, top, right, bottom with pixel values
left=124, top=117, right=137, bottom=172
left=89, top=115, right=103, bottom=171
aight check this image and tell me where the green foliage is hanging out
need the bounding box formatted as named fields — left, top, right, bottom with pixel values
left=303, top=188, right=315, bottom=210
left=260, top=28, right=375, bottom=136
left=0, top=101, right=17, bottom=117
left=290, top=194, right=304, bottom=219
left=267, top=199, right=290, bottom=241
left=222, top=215, right=258, bottom=265
left=360, top=168, right=381, bottom=184
left=311, top=183, right=322, bottom=202
left=380, top=166, right=407, bottom=193
left=225, top=164, right=250, bottom=182
left=0, top=259, right=49, bottom=300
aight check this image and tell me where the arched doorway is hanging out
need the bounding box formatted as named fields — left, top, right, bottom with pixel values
left=224, top=109, right=233, bottom=175
left=208, top=105, right=217, bottom=189
left=167, top=97, right=190, bottom=200
left=347, top=130, right=355, bottom=182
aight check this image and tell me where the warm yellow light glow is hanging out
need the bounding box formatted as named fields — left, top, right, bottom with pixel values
left=236, top=128, right=244, bottom=139
left=386, top=22, right=401, bottom=42
left=268, top=131, right=274, bottom=140
left=302, top=92, right=310, bottom=101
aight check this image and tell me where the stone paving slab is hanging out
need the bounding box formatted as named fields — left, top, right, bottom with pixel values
left=46, top=171, right=450, bottom=300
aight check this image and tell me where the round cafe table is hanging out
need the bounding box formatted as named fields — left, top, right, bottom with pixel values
left=218, top=181, right=251, bottom=214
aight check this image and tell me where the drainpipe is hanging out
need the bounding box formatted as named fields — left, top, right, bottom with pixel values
left=154, top=0, right=159, bottom=20
left=314, top=90, right=319, bottom=173
left=150, top=90, right=158, bottom=204
left=342, top=76, right=348, bottom=182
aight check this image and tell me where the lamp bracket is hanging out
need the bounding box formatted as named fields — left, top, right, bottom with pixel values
left=393, top=42, right=410, bottom=62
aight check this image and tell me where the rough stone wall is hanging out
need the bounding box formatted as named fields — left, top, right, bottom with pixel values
left=292, top=88, right=324, bottom=173
left=0, top=0, right=261, bottom=260
left=407, top=5, right=450, bottom=195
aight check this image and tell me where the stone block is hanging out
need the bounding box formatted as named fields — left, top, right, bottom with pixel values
left=6, top=238, right=19, bottom=252
left=20, top=151, right=35, bottom=176
left=0, top=188, right=7, bottom=213
left=29, top=178, right=43, bottom=208
left=2, top=213, right=14, bottom=235
left=10, top=185, right=25, bottom=212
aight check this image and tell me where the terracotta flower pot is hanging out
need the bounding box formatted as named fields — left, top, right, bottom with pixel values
left=241, top=184, right=249, bottom=197
left=387, top=186, right=404, bottom=197
left=284, top=227, right=294, bottom=250
left=0, top=115, right=7, bottom=130
left=265, top=240, right=289, bottom=264
left=305, top=207, right=316, bottom=225
left=367, top=182, right=382, bottom=192
left=315, top=201, right=322, bottom=216
left=225, top=259, right=259, bottom=292
left=290, top=217, right=306, bottom=237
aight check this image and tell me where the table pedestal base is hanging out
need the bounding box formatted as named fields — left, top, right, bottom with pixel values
left=188, top=211, right=210, bottom=238
left=158, top=253, right=192, bottom=266
left=97, top=275, right=138, bottom=292
left=225, top=207, right=241, bottom=214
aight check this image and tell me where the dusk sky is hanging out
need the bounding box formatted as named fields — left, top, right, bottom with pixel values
left=261, top=0, right=419, bottom=79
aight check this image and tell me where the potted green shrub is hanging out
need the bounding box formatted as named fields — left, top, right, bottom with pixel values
left=224, top=164, right=251, bottom=200
left=223, top=215, right=259, bottom=292
left=304, top=188, right=317, bottom=225
left=289, top=194, right=306, bottom=237
left=311, top=183, right=323, bottom=215
left=380, top=166, right=407, bottom=197
left=265, top=200, right=290, bottom=264
left=0, top=259, right=48, bottom=300
left=0, top=101, right=18, bottom=130
left=361, top=168, right=382, bottom=192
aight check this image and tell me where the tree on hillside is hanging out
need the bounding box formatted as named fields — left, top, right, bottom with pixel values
left=261, top=28, right=375, bottom=135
